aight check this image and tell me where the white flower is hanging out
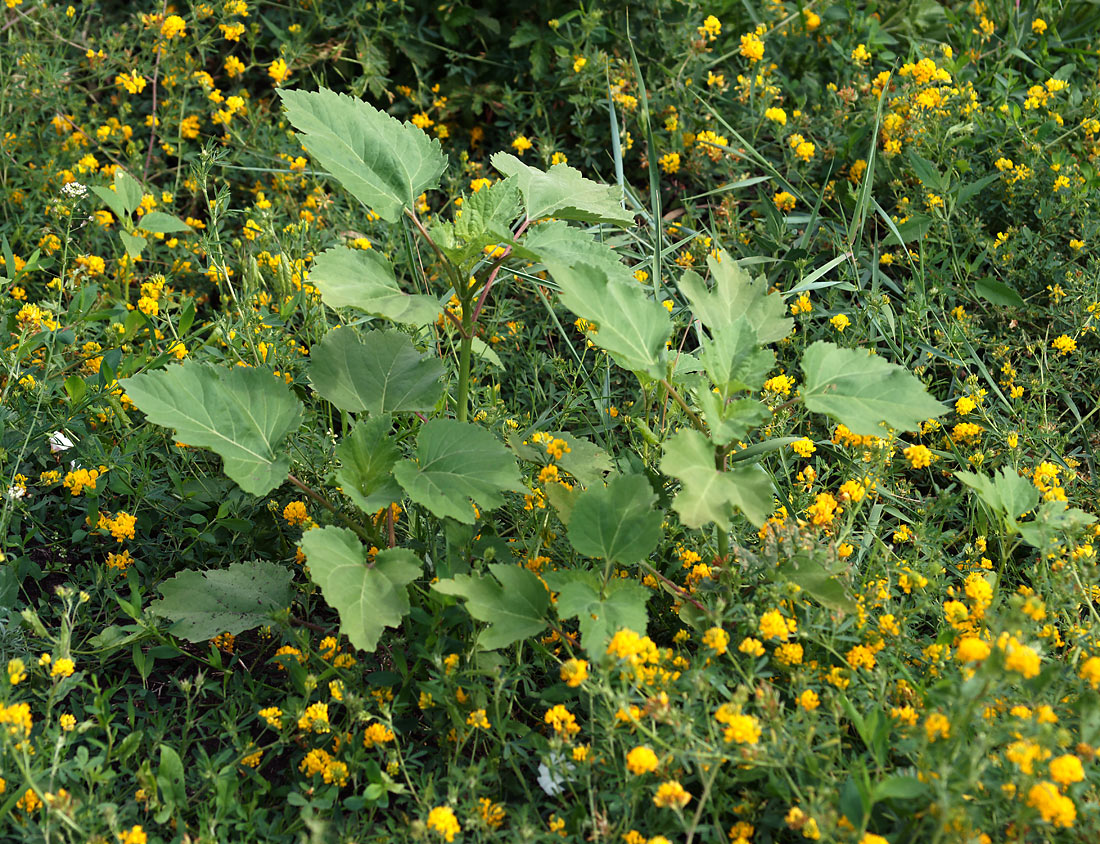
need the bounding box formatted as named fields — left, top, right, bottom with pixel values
left=49, top=431, right=74, bottom=453
left=61, top=182, right=88, bottom=199
left=536, top=752, right=574, bottom=796
left=7, top=484, right=25, bottom=501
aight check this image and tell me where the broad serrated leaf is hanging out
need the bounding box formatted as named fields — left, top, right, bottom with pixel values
left=490, top=152, right=634, bottom=226
left=660, top=428, right=773, bottom=528
left=121, top=362, right=303, bottom=496
left=801, top=342, right=946, bottom=435
left=541, top=257, right=670, bottom=376
left=310, top=326, right=444, bottom=414
left=546, top=571, right=650, bottom=654
left=393, top=420, right=524, bottom=524
left=1018, top=502, right=1097, bottom=550
left=567, top=475, right=661, bottom=564
left=308, top=246, right=440, bottom=325
left=138, top=211, right=193, bottom=234
left=432, top=563, right=549, bottom=649
left=334, top=416, right=403, bottom=513
left=955, top=467, right=1040, bottom=530
left=555, top=435, right=614, bottom=487
left=299, top=527, right=421, bottom=652
left=522, top=220, right=627, bottom=276
left=147, top=561, right=293, bottom=641
left=698, top=316, right=775, bottom=393
left=455, top=179, right=522, bottom=241
left=679, top=252, right=793, bottom=343
left=279, top=87, right=447, bottom=222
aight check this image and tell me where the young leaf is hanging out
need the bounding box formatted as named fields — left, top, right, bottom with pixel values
left=334, top=416, right=403, bottom=513
left=490, top=152, right=634, bottom=226
left=299, top=527, right=421, bottom=652
left=310, top=327, right=445, bottom=415
left=114, top=168, right=144, bottom=215
left=955, top=467, right=1040, bottom=530
left=660, top=428, right=773, bottom=528
left=679, top=251, right=793, bottom=343
left=455, top=178, right=522, bottom=241
left=147, top=561, right=294, bottom=641
left=546, top=571, right=650, bottom=654
left=278, top=87, right=447, bottom=222
left=800, top=342, right=946, bottom=435
left=693, top=391, right=770, bottom=446
left=567, top=475, right=661, bottom=564
left=698, top=316, right=775, bottom=393
left=308, top=246, right=440, bottom=326
left=432, top=564, right=549, bottom=649
left=121, top=363, right=303, bottom=496
left=393, top=420, right=525, bottom=524
left=540, top=257, right=670, bottom=377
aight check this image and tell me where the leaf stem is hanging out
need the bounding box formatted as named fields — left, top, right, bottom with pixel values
left=471, top=216, right=530, bottom=325
left=659, top=378, right=706, bottom=433
left=287, top=474, right=374, bottom=544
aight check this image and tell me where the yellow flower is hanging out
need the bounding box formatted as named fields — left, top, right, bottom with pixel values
left=702, top=626, right=729, bottom=655
left=297, top=702, right=330, bottom=733
left=559, top=658, right=588, bottom=687
left=924, top=712, right=950, bottom=741
left=739, top=32, right=764, bottom=62
left=697, top=15, right=721, bottom=41
left=268, top=58, right=291, bottom=85
left=773, top=191, right=796, bottom=212
left=659, top=152, right=680, bottom=174
left=830, top=314, right=850, bottom=332
left=1052, top=334, right=1077, bottom=355
left=626, top=745, right=659, bottom=775
left=466, top=708, right=490, bottom=729
left=363, top=722, right=396, bottom=747
left=764, top=107, right=787, bottom=125
left=511, top=135, right=533, bottom=155
left=850, top=43, right=871, bottom=64
left=117, top=826, right=147, bottom=844
left=572, top=55, right=587, bottom=72
left=758, top=609, right=793, bottom=641
left=258, top=706, right=283, bottom=729
left=955, top=637, right=990, bottom=663
left=1032, top=18, right=1048, bottom=34
left=50, top=658, right=76, bottom=678
left=799, top=689, right=820, bottom=710
left=790, top=437, right=816, bottom=458
left=1027, top=781, right=1075, bottom=827
left=653, top=780, right=692, bottom=809
left=1050, top=754, right=1085, bottom=786
left=7, top=658, right=27, bottom=685
left=160, top=14, right=187, bottom=38
left=427, top=806, right=462, bottom=842
left=903, top=444, right=933, bottom=469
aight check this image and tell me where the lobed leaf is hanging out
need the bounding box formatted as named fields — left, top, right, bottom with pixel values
left=432, top=564, right=549, bottom=649
left=121, top=362, right=303, bottom=496
left=566, top=475, right=662, bottom=564
left=307, top=245, right=440, bottom=326
left=279, top=87, right=447, bottom=222
left=490, top=152, right=634, bottom=226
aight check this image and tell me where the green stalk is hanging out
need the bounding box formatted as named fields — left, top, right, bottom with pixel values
left=455, top=309, right=474, bottom=423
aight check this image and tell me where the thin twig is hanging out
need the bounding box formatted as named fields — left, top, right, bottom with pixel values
left=287, top=474, right=373, bottom=544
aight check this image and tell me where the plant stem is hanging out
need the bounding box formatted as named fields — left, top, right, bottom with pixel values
left=455, top=316, right=473, bottom=423
left=287, top=474, right=374, bottom=544
left=659, top=378, right=705, bottom=433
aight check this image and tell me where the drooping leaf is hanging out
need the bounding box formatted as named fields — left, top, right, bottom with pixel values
left=490, top=152, right=634, bottom=226
left=660, top=428, right=774, bottom=528
left=567, top=475, right=662, bottom=564
left=138, top=211, right=193, bottom=234
left=334, top=416, right=403, bottom=513
left=310, top=326, right=445, bottom=415
left=800, top=342, right=946, bottom=435
left=521, top=220, right=627, bottom=276
left=541, top=257, right=670, bottom=376
left=147, top=561, right=294, bottom=641
left=393, top=420, right=525, bottom=524
left=955, top=466, right=1040, bottom=530
left=679, top=252, right=793, bottom=343
left=432, top=564, right=549, bottom=649
left=307, top=246, right=440, bottom=325
left=278, top=87, right=447, bottom=222
left=121, top=362, right=303, bottom=496
left=546, top=571, right=650, bottom=654
left=299, top=527, right=421, bottom=652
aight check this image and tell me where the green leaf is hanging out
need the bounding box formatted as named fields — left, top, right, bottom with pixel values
left=114, top=168, right=144, bottom=215
left=974, top=277, right=1025, bottom=308
left=873, top=775, right=928, bottom=802
left=490, top=152, right=634, bottom=226
left=121, top=362, right=303, bottom=496
left=299, top=527, right=421, bottom=652
left=432, top=564, right=549, bottom=649
left=138, top=211, right=192, bottom=234
left=278, top=87, right=447, bottom=222
left=679, top=252, right=793, bottom=343
left=119, top=231, right=147, bottom=258
left=546, top=571, right=650, bottom=654
left=521, top=220, right=627, bottom=276
left=147, top=561, right=294, bottom=641
left=955, top=467, right=1039, bottom=530
left=393, top=420, right=524, bottom=524
left=777, top=556, right=856, bottom=614
left=541, top=257, right=670, bottom=376
left=800, top=342, right=946, bottom=436
left=455, top=179, right=522, bottom=241
left=307, top=246, right=440, bottom=325
left=470, top=336, right=503, bottom=370
left=334, top=417, right=403, bottom=513
left=1018, top=502, right=1097, bottom=549
left=694, top=391, right=770, bottom=446
left=660, top=428, right=773, bottom=528
left=310, top=326, right=444, bottom=415
left=698, top=316, right=775, bottom=393
left=157, top=745, right=187, bottom=813
left=567, top=475, right=661, bottom=564
left=555, top=434, right=614, bottom=487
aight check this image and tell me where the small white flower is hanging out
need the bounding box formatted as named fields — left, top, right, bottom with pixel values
left=7, top=484, right=26, bottom=501
left=536, top=752, right=574, bottom=796
left=61, top=182, right=88, bottom=199
left=49, top=431, right=75, bottom=453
